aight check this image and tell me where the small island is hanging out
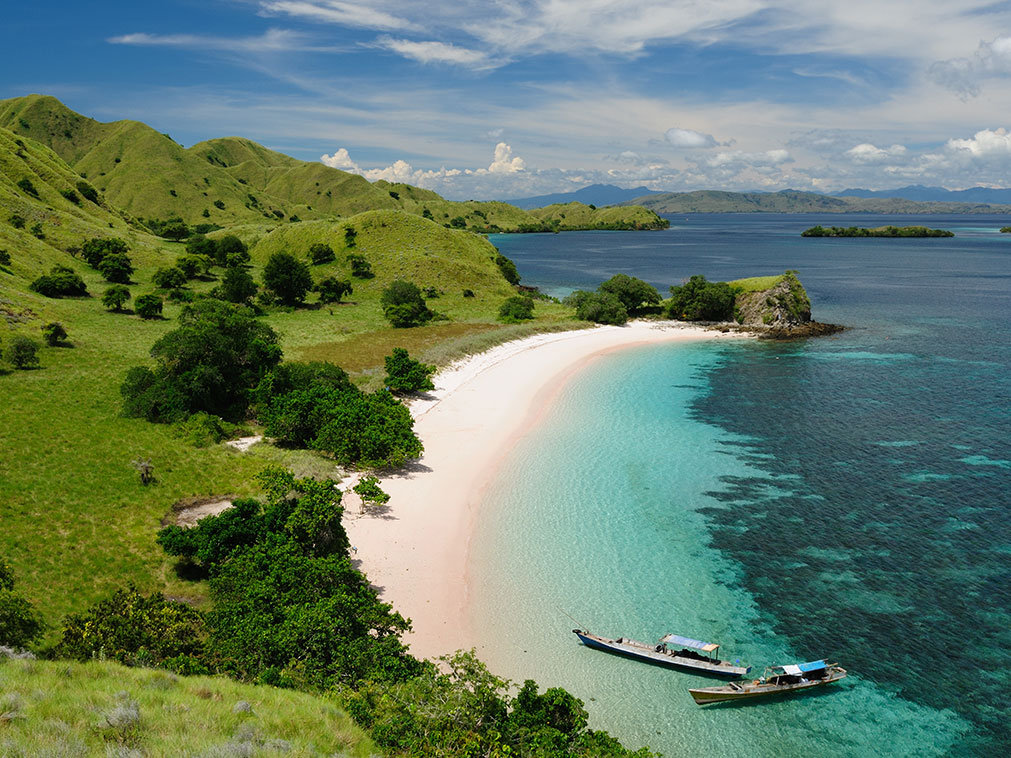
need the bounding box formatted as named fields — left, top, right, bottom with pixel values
left=801, top=225, right=953, bottom=238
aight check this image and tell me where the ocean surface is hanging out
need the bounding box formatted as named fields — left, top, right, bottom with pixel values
left=472, top=215, right=1011, bottom=757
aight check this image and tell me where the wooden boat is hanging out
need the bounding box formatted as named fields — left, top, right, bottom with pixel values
left=571, top=629, right=749, bottom=678
left=689, top=660, right=847, bottom=705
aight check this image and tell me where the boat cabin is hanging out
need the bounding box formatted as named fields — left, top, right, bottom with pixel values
left=765, top=660, right=828, bottom=685
left=658, top=634, right=723, bottom=664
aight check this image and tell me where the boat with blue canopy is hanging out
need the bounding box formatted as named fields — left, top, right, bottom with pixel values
left=571, top=628, right=749, bottom=678
left=688, top=659, right=847, bottom=704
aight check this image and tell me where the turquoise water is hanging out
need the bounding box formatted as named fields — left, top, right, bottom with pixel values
left=470, top=216, right=1010, bottom=756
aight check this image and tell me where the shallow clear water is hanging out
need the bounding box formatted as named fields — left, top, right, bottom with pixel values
left=470, top=215, right=1011, bottom=756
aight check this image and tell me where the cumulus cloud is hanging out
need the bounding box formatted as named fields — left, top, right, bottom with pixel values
left=664, top=127, right=719, bottom=148
left=845, top=143, right=907, bottom=163
left=929, top=35, right=1011, bottom=98
left=487, top=142, right=525, bottom=173
left=946, top=127, right=1011, bottom=157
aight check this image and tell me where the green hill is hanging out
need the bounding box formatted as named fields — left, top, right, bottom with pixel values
left=0, top=657, right=375, bottom=757
left=529, top=201, right=668, bottom=230
left=628, top=188, right=1011, bottom=214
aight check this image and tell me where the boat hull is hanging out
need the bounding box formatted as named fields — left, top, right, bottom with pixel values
left=573, top=630, right=747, bottom=678
left=689, top=669, right=847, bottom=705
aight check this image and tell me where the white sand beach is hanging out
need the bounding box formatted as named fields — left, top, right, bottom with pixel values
left=343, top=322, right=745, bottom=661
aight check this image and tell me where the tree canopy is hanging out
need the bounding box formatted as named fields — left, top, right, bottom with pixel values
left=263, top=251, right=313, bottom=306
left=381, top=280, right=433, bottom=328
left=599, top=274, right=660, bottom=315
left=384, top=348, right=435, bottom=393
left=666, top=275, right=736, bottom=321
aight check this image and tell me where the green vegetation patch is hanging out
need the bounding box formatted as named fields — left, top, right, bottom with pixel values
left=801, top=224, right=954, bottom=237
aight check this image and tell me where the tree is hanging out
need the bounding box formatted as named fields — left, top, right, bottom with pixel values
left=498, top=295, right=535, bottom=323
left=215, top=235, right=247, bottom=266
left=381, top=280, right=432, bottom=328
left=564, top=290, right=628, bottom=325
left=159, top=221, right=190, bottom=241
left=29, top=266, right=88, bottom=298
left=384, top=348, right=435, bottom=393
left=262, top=251, right=313, bottom=306
left=97, top=252, right=134, bottom=283
left=4, top=337, right=39, bottom=369
left=134, top=293, right=163, bottom=320
left=41, top=322, right=68, bottom=346
left=219, top=265, right=258, bottom=303
left=185, top=234, right=218, bottom=259
left=0, top=556, right=45, bottom=648
left=176, top=254, right=211, bottom=279
left=308, top=243, right=335, bottom=265
left=121, top=299, right=281, bottom=421
left=346, top=253, right=373, bottom=278
left=353, top=475, right=390, bottom=508
left=494, top=253, right=521, bottom=285
left=103, top=284, right=131, bottom=312
left=599, top=274, right=660, bottom=316
left=344, top=226, right=357, bottom=248
left=316, top=276, right=353, bottom=304
left=152, top=266, right=187, bottom=290
left=666, top=275, right=736, bottom=321
left=81, top=237, right=128, bottom=268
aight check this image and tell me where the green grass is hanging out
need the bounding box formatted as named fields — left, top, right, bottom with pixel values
left=0, top=657, right=375, bottom=757
left=727, top=274, right=785, bottom=292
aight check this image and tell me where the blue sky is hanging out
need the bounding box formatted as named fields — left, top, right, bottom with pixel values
left=7, top=1, right=1011, bottom=199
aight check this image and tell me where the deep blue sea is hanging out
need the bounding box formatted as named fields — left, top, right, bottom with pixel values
left=470, top=215, right=1011, bottom=757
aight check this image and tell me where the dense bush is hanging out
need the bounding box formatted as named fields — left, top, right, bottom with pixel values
left=353, top=475, right=390, bottom=508
left=262, top=251, right=313, bottom=306
left=185, top=234, right=218, bottom=259
left=316, top=276, right=352, bottom=304
left=76, top=180, right=99, bottom=203
left=102, top=284, right=131, bottom=312
left=41, top=322, right=68, bottom=346
left=97, top=252, right=134, bottom=283
left=666, top=275, right=736, bottom=321
left=308, top=243, right=335, bottom=265
left=54, top=585, right=206, bottom=671
left=384, top=348, right=435, bottom=393
left=29, top=266, right=87, bottom=298
left=122, top=299, right=281, bottom=422
left=381, top=280, right=432, bottom=328
left=152, top=266, right=187, bottom=290
left=176, top=254, right=212, bottom=279
left=494, top=253, right=521, bottom=285
left=599, top=274, right=660, bottom=315
left=564, top=290, right=628, bottom=325
left=0, top=556, right=45, bottom=648
left=16, top=177, right=38, bottom=198
left=134, top=293, right=163, bottom=320
left=218, top=265, right=258, bottom=303
left=159, top=221, right=190, bottom=241
left=498, top=295, right=535, bottom=323
left=215, top=235, right=247, bottom=266
left=346, top=253, right=372, bottom=278
left=81, top=237, right=128, bottom=268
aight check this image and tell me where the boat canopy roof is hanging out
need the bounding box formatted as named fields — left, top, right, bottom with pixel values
left=781, top=661, right=827, bottom=676
left=660, top=634, right=719, bottom=653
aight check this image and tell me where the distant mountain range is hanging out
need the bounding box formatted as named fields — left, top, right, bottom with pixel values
left=504, top=183, right=664, bottom=210
left=834, top=185, right=1011, bottom=204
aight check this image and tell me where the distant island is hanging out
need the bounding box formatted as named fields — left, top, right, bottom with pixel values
left=801, top=225, right=954, bottom=238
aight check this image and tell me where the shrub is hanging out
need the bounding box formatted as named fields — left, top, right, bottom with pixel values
left=159, top=221, right=190, bottom=241
left=494, top=253, right=520, bottom=285
left=0, top=556, right=45, bottom=647
left=4, top=337, right=40, bottom=369
left=29, top=266, right=88, bottom=298
left=41, top=322, right=68, bottom=346
left=185, top=234, right=218, bottom=259
left=666, top=275, right=736, bottom=321
left=152, top=266, right=187, bottom=290
left=449, top=216, right=467, bottom=228
left=213, top=199, right=225, bottom=210
left=76, top=180, right=99, bottom=203
left=498, top=295, right=535, bottom=323
left=176, top=254, right=211, bottom=279
left=134, top=294, right=163, bottom=320
left=0, top=249, right=10, bottom=267
left=16, top=178, right=38, bottom=198
left=354, top=475, right=390, bottom=508
left=29, top=222, right=44, bottom=239
left=462, top=288, right=475, bottom=298
left=346, top=253, right=372, bottom=278
left=8, top=214, right=25, bottom=229
left=60, top=187, right=81, bottom=204
left=381, top=280, right=432, bottom=328
left=98, top=252, right=134, bottom=283
left=81, top=237, right=128, bottom=268
left=384, top=348, right=435, bottom=393
left=102, top=285, right=130, bottom=312
left=308, top=242, right=335, bottom=265
left=599, top=274, right=660, bottom=316
left=219, top=265, right=258, bottom=303
left=564, top=290, right=628, bottom=325
left=316, top=276, right=352, bottom=304
left=344, top=226, right=357, bottom=248
left=262, top=252, right=313, bottom=306
left=215, top=235, right=247, bottom=266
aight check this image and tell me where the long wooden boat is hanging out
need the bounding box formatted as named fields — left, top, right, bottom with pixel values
left=571, top=629, right=749, bottom=678
left=689, top=660, right=847, bottom=705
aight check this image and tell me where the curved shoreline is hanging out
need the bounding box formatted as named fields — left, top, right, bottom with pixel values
left=342, top=321, right=748, bottom=660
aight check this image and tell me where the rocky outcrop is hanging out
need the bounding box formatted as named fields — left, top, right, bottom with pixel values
left=722, top=271, right=842, bottom=339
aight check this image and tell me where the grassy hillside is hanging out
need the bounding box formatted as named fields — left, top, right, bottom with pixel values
left=529, top=201, right=668, bottom=230
left=0, top=657, right=375, bottom=757
left=629, top=188, right=1011, bottom=214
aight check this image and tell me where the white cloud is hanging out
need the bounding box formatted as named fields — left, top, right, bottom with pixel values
left=320, top=147, right=357, bottom=170
left=486, top=142, right=525, bottom=173
left=108, top=28, right=320, bottom=52
left=260, top=1, right=416, bottom=31
left=665, top=127, right=718, bottom=149
left=946, top=127, right=1011, bottom=157
left=705, top=149, right=791, bottom=168
left=374, top=36, right=492, bottom=67
left=929, top=35, right=1011, bottom=98
left=844, top=143, right=907, bottom=163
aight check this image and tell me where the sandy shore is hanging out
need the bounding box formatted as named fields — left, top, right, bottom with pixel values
left=343, top=322, right=744, bottom=661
